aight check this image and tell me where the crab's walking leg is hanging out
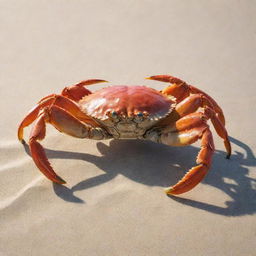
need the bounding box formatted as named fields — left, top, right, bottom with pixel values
left=145, top=115, right=214, bottom=195
left=29, top=114, right=66, bottom=184
left=175, top=94, right=231, bottom=158
left=18, top=95, right=98, bottom=143
left=174, top=94, right=231, bottom=158
left=61, top=79, right=108, bottom=102
left=18, top=100, right=52, bottom=144
left=147, top=75, right=225, bottom=124
left=18, top=79, right=107, bottom=143
left=165, top=128, right=214, bottom=195
left=147, top=75, right=190, bottom=102
left=156, top=93, right=231, bottom=158
left=29, top=105, right=110, bottom=184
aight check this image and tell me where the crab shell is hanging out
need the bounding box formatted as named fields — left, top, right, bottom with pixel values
left=79, top=85, right=176, bottom=138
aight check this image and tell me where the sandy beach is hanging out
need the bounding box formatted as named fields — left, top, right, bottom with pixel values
left=1, top=1, right=256, bottom=255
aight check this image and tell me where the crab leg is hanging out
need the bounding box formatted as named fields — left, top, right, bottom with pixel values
left=147, top=75, right=225, bottom=124
left=175, top=94, right=212, bottom=117
left=164, top=128, right=214, bottom=195
left=18, top=79, right=107, bottom=143
left=145, top=118, right=214, bottom=195
left=204, top=107, right=231, bottom=158
left=174, top=94, right=231, bottom=158
left=61, top=79, right=108, bottom=102
left=29, top=113, right=66, bottom=184
left=147, top=75, right=189, bottom=102
left=18, top=94, right=98, bottom=143
left=18, top=98, right=53, bottom=143
left=38, top=95, right=98, bottom=125
left=29, top=105, right=110, bottom=184
left=155, top=93, right=231, bottom=158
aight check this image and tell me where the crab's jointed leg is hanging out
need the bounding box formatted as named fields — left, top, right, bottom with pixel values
left=29, top=105, right=110, bottom=184
left=18, top=79, right=107, bottom=143
left=145, top=113, right=214, bottom=195
left=61, top=79, right=108, bottom=102
left=174, top=93, right=231, bottom=158
left=147, top=74, right=225, bottom=124
left=29, top=113, right=65, bottom=184
left=147, top=75, right=190, bottom=102
left=18, top=95, right=98, bottom=143
left=165, top=128, right=214, bottom=195
left=149, top=75, right=231, bottom=157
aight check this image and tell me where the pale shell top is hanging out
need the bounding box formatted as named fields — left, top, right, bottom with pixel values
left=79, top=85, right=175, bottom=121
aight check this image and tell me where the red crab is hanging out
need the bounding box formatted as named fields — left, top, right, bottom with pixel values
left=18, top=75, right=231, bottom=195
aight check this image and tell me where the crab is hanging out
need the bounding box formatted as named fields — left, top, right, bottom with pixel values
left=18, top=75, right=231, bottom=195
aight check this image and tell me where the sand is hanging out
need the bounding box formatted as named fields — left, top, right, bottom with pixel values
left=1, top=1, right=256, bottom=255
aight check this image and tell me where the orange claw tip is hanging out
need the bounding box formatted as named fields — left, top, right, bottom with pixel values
left=17, top=129, right=24, bottom=143
left=75, top=79, right=109, bottom=87
left=88, top=79, right=109, bottom=84
left=164, top=187, right=176, bottom=195
left=94, top=79, right=109, bottom=83
left=58, top=179, right=66, bottom=184
left=18, top=136, right=25, bottom=144
left=145, top=75, right=171, bottom=83
left=164, top=186, right=188, bottom=196
left=145, top=76, right=161, bottom=80
left=54, top=176, right=66, bottom=184
left=18, top=128, right=23, bottom=141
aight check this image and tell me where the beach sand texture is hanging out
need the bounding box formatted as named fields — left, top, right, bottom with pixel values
left=1, top=1, right=256, bottom=255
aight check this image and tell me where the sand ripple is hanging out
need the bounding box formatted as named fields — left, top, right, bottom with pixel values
left=0, top=176, right=42, bottom=210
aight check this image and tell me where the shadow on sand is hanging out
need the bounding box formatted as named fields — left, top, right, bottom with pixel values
left=24, top=137, right=256, bottom=216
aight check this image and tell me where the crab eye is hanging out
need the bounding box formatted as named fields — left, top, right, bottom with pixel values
left=111, top=111, right=117, bottom=117
left=137, top=112, right=143, bottom=117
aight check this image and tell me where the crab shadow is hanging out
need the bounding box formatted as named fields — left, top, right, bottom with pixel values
left=24, top=137, right=256, bottom=216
